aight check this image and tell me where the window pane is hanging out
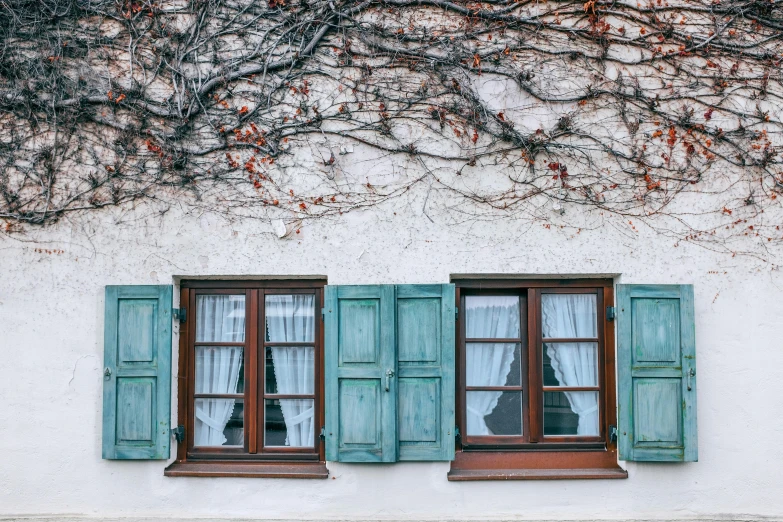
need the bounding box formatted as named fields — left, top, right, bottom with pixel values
left=265, top=294, right=315, bottom=342
left=466, top=343, right=521, bottom=386
left=194, top=399, right=244, bottom=446
left=195, top=346, right=244, bottom=394
left=465, top=391, right=522, bottom=436
left=541, top=294, right=596, bottom=338
left=265, top=399, right=315, bottom=447
left=465, top=295, right=520, bottom=339
left=542, top=343, right=598, bottom=387
left=196, top=295, right=245, bottom=342
left=265, top=346, right=314, bottom=394
left=543, top=391, right=599, bottom=436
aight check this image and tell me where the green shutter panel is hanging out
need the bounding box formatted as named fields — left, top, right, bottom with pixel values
left=325, top=285, right=397, bottom=462
left=617, top=284, right=697, bottom=462
left=396, top=284, right=455, bottom=461
left=102, top=285, right=173, bottom=460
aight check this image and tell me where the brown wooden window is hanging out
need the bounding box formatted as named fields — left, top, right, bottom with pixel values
left=450, top=279, right=626, bottom=480
left=165, top=280, right=328, bottom=478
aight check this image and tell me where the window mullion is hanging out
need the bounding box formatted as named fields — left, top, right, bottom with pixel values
left=257, top=288, right=266, bottom=453
left=527, top=288, right=540, bottom=443
left=246, top=288, right=258, bottom=454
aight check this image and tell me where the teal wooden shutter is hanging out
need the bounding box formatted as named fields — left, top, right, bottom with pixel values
left=396, top=284, right=455, bottom=461
left=325, top=285, right=397, bottom=462
left=617, top=284, right=697, bottom=462
left=102, top=285, right=172, bottom=460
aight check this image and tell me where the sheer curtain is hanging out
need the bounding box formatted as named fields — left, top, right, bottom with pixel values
left=266, top=294, right=315, bottom=447
left=194, top=295, right=245, bottom=446
left=542, top=294, right=599, bottom=436
left=465, top=296, right=519, bottom=435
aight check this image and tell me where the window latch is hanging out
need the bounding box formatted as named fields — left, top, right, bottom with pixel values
left=172, top=425, right=185, bottom=443
left=173, top=307, right=187, bottom=323
left=606, top=306, right=616, bottom=322
left=609, top=425, right=618, bottom=443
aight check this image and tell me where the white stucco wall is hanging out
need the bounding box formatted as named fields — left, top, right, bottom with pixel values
left=1, top=202, right=782, bottom=521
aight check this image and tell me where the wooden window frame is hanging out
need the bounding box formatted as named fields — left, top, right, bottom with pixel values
left=165, top=279, right=328, bottom=479
left=449, top=278, right=626, bottom=480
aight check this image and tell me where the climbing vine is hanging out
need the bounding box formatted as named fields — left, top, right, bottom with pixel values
left=0, top=0, right=781, bottom=253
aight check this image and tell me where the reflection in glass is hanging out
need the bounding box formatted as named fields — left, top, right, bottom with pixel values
left=194, top=399, right=244, bottom=446
left=543, top=391, right=599, bottom=436
left=541, top=294, right=596, bottom=339
left=543, top=343, right=598, bottom=387
left=465, top=295, right=520, bottom=339
left=265, top=399, right=315, bottom=447
left=265, top=346, right=314, bottom=394
left=265, top=294, right=315, bottom=342
left=465, top=391, right=522, bottom=436
left=466, top=343, right=521, bottom=386
left=196, top=295, right=246, bottom=342
left=196, top=346, right=244, bottom=394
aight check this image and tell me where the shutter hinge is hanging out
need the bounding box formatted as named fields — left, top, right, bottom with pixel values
left=455, top=426, right=461, bottom=440
left=609, top=424, right=618, bottom=443
left=321, top=307, right=326, bottom=320
left=320, top=426, right=326, bottom=441
left=455, top=306, right=458, bottom=320
left=172, top=424, right=185, bottom=443
left=173, top=307, right=187, bottom=323
left=606, top=306, right=616, bottom=322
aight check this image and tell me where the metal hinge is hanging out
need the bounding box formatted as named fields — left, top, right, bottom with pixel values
left=321, top=307, right=326, bottom=320
left=319, top=426, right=326, bottom=441
left=454, top=426, right=461, bottom=440
left=173, top=307, right=187, bottom=323
left=172, top=424, right=185, bottom=443
left=455, top=306, right=459, bottom=320
left=609, top=424, right=618, bottom=443
left=606, top=306, right=616, bottom=322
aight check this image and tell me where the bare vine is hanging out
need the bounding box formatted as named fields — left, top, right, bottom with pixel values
left=1, top=0, right=782, bottom=253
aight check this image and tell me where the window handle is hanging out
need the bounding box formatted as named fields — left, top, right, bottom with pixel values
left=686, top=368, right=695, bottom=391
left=385, top=369, right=395, bottom=392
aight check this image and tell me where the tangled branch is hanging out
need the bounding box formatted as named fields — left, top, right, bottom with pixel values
left=1, top=0, right=782, bottom=253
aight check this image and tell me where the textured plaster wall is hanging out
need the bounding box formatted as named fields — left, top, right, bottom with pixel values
left=1, top=203, right=782, bottom=521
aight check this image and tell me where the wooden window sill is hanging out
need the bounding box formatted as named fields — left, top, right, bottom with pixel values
left=448, top=467, right=627, bottom=481
left=447, top=449, right=627, bottom=481
left=164, top=460, right=329, bottom=479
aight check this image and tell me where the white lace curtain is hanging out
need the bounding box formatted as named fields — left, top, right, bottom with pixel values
left=194, top=295, right=245, bottom=446
left=542, top=294, right=599, bottom=436
left=266, top=294, right=315, bottom=447
left=464, top=296, right=519, bottom=436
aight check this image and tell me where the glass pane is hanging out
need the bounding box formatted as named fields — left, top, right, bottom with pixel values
left=265, top=399, right=315, bottom=447
left=466, top=343, right=521, bottom=386
left=543, top=391, right=599, bottom=436
left=265, top=294, right=315, bottom=342
left=194, top=399, right=244, bottom=446
left=542, top=343, right=598, bottom=387
left=541, top=294, right=597, bottom=338
left=465, top=391, right=522, bottom=436
left=265, top=346, right=315, bottom=394
left=465, top=295, right=520, bottom=339
left=195, top=346, right=244, bottom=394
left=196, top=295, right=246, bottom=342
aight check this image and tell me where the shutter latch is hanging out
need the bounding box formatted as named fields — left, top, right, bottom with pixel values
left=319, top=426, right=326, bottom=441
left=172, top=424, right=185, bottom=443
left=606, top=306, right=616, bottom=322
left=173, top=307, right=187, bottom=323
left=609, top=425, right=618, bottom=443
